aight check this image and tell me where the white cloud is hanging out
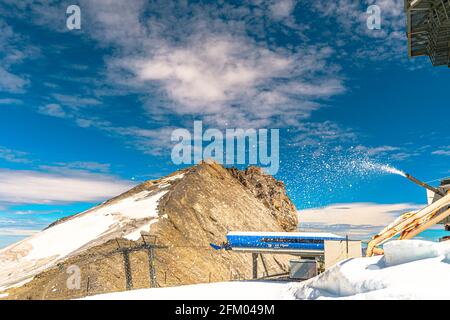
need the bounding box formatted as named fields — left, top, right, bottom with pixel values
left=2, top=0, right=417, bottom=159
left=0, top=228, right=39, bottom=237
left=39, top=161, right=111, bottom=174
left=135, top=37, right=288, bottom=111
left=289, top=121, right=357, bottom=146
left=432, top=146, right=450, bottom=156
left=354, top=145, right=400, bottom=156
left=0, top=67, right=28, bottom=93
left=117, top=36, right=344, bottom=127
left=38, top=103, right=67, bottom=118
left=0, top=169, right=134, bottom=205
left=310, top=0, right=408, bottom=62
left=269, top=0, right=296, bottom=20
left=75, top=0, right=346, bottom=128
left=0, top=98, right=22, bottom=105
left=352, top=144, right=421, bottom=162
left=52, top=94, right=101, bottom=109
left=0, top=17, right=37, bottom=94
left=0, top=146, right=30, bottom=164
left=298, top=202, right=423, bottom=239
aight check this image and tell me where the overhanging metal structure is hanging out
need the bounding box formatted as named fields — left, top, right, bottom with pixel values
left=406, top=0, right=450, bottom=66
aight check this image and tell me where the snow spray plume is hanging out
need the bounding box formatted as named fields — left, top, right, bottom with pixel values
left=278, top=146, right=407, bottom=208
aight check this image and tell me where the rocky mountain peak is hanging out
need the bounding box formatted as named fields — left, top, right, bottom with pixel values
left=0, top=161, right=298, bottom=299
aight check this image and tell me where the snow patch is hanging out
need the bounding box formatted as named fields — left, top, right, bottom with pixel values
left=124, top=219, right=159, bottom=241
left=292, top=240, right=450, bottom=299
left=162, top=173, right=185, bottom=182
left=26, top=190, right=168, bottom=260
left=0, top=189, right=168, bottom=290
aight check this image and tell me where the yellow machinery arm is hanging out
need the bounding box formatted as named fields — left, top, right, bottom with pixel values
left=366, top=191, right=450, bottom=257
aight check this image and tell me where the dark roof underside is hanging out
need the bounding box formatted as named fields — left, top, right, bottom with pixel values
left=406, top=0, right=450, bottom=67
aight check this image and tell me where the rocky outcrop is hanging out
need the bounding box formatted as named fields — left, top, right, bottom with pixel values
left=0, top=162, right=297, bottom=300
left=228, top=166, right=298, bottom=231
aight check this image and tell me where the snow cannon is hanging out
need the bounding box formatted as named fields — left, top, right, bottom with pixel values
left=404, top=173, right=446, bottom=197
left=367, top=175, right=450, bottom=257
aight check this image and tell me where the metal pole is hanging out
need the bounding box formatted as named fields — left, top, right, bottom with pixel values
left=405, top=173, right=445, bottom=196
left=346, top=234, right=349, bottom=258
left=86, top=276, right=90, bottom=294
left=122, top=250, right=133, bottom=290
left=252, top=253, right=258, bottom=279
left=148, top=247, right=157, bottom=288
left=259, top=253, right=269, bottom=277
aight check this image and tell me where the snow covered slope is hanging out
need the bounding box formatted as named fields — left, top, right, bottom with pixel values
left=0, top=173, right=185, bottom=291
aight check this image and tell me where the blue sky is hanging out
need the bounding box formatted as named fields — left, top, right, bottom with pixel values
left=0, top=0, right=449, bottom=248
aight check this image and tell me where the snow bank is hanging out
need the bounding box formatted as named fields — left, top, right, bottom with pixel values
left=292, top=239, right=450, bottom=299
left=383, top=240, right=442, bottom=266
left=83, top=281, right=294, bottom=300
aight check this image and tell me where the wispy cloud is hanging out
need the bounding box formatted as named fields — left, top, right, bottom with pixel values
left=0, top=228, right=39, bottom=236
left=352, top=144, right=422, bottom=162
left=0, top=0, right=423, bottom=161
left=307, top=0, right=418, bottom=66
left=0, top=17, right=38, bottom=94
left=38, top=103, right=67, bottom=118
left=39, top=161, right=112, bottom=174
left=432, top=146, right=450, bottom=156
left=72, top=0, right=346, bottom=128
left=0, top=98, right=23, bottom=105
left=0, top=169, right=134, bottom=205
left=0, top=67, right=28, bottom=93
left=288, top=121, right=357, bottom=147
left=52, top=94, right=101, bottom=109
left=0, top=146, right=31, bottom=164
left=298, top=202, right=423, bottom=239
left=268, top=0, right=296, bottom=20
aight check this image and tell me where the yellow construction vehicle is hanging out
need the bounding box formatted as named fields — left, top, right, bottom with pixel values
left=366, top=175, right=450, bottom=257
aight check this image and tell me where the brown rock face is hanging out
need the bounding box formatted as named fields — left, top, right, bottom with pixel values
left=228, top=166, right=298, bottom=231
left=1, top=162, right=298, bottom=300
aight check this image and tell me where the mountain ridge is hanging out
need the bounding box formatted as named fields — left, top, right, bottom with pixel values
left=0, top=161, right=297, bottom=299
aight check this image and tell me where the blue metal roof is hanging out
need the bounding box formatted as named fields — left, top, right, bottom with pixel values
left=223, top=231, right=346, bottom=255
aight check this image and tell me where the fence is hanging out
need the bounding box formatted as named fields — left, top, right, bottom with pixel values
left=37, top=235, right=292, bottom=299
